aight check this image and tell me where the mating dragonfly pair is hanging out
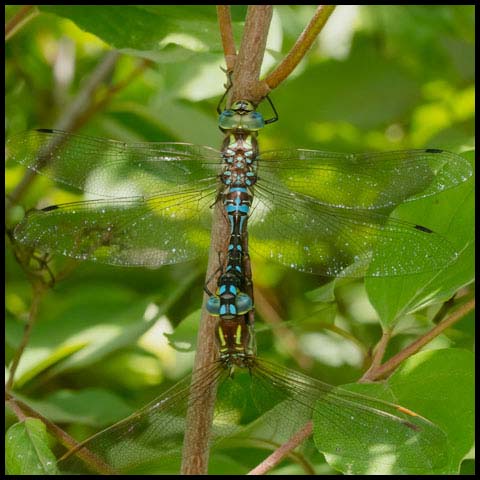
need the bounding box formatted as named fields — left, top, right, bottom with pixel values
left=6, top=97, right=470, bottom=474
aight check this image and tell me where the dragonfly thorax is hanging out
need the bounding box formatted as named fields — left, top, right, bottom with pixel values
left=216, top=319, right=256, bottom=371
left=221, top=133, right=258, bottom=188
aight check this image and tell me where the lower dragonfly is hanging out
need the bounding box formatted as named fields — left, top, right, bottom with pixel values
left=56, top=301, right=449, bottom=475
left=55, top=183, right=449, bottom=473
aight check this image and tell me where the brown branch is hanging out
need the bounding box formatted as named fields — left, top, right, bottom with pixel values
left=180, top=7, right=274, bottom=475
left=248, top=421, right=313, bottom=475
left=5, top=5, right=38, bottom=41
left=72, top=57, right=152, bottom=132
left=6, top=394, right=27, bottom=421
left=359, top=330, right=392, bottom=382
left=217, top=5, right=237, bottom=72
left=261, top=5, right=336, bottom=96
left=229, top=5, right=273, bottom=106
left=6, top=281, right=47, bottom=390
left=180, top=206, right=228, bottom=475
left=364, top=298, right=475, bottom=381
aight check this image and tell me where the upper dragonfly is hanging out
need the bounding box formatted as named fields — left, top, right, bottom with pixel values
left=6, top=100, right=471, bottom=277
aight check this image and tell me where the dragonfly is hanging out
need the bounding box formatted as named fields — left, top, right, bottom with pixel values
left=56, top=308, right=449, bottom=475
left=8, top=100, right=457, bottom=474
left=6, top=101, right=471, bottom=279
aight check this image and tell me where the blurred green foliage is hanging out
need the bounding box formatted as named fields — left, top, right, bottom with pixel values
left=5, top=5, right=474, bottom=475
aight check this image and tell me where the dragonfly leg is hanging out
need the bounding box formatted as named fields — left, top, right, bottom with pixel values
left=217, top=68, right=234, bottom=114
left=203, top=251, right=225, bottom=295
left=263, top=94, right=279, bottom=125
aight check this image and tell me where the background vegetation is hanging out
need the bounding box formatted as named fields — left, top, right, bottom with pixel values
left=5, top=5, right=474, bottom=475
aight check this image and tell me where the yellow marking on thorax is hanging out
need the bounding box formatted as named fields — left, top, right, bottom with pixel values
left=217, top=327, right=226, bottom=347
left=235, top=324, right=243, bottom=346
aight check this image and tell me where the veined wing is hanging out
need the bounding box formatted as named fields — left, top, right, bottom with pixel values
left=249, top=358, right=448, bottom=474
left=258, top=148, right=471, bottom=210
left=249, top=181, right=457, bottom=277
left=57, top=357, right=448, bottom=474
left=58, top=362, right=228, bottom=474
left=14, top=180, right=218, bottom=267
left=7, top=129, right=221, bottom=198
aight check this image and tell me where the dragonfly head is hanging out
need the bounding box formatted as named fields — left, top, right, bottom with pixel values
left=219, top=100, right=265, bottom=132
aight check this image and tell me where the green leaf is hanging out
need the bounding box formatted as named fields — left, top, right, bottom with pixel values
left=273, top=37, right=422, bottom=149
left=315, top=348, right=473, bottom=474
left=305, top=279, right=337, bottom=303
left=387, top=348, right=474, bottom=471
left=10, top=269, right=195, bottom=386
left=365, top=151, right=474, bottom=327
left=208, top=454, right=253, bottom=475
left=165, top=309, right=201, bottom=352
left=38, top=5, right=237, bottom=61
left=5, top=418, right=59, bottom=475
left=9, top=283, right=152, bottom=387
left=123, top=98, right=219, bottom=147
left=16, top=388, right=133, bottom=428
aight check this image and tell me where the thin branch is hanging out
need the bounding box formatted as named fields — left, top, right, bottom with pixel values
left=6, top=394, right=27, bottom=421
left=261, top=5, right=336, bottom=96
left=217, top=5, right=237, bottom=72
left=180, top=6, right=274, bottom=474
left=364, top=298, right=475, bottom=381
left=322, top=322, right=370, bottom=358
left=229, top=5, right=273, bottom=105
left=248, top=421, right=313, bottom=475
left=180, top=206, right=228, bottom=475
left=359, top=330, right=392, bottom=382
left=6, top=281, right=46, bottom=390
left=5, top=5, right=38, bottom=41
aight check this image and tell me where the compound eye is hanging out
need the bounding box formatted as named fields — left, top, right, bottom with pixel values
left=241, top=111, right=265, bottom=131
left=206, top=296, right=220, bottom=315
left=219, top=110, right=240, bottom=129
left=235, top=293, right=253, bottom=314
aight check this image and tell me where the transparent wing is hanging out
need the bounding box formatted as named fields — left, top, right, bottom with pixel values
left=57, top=358, right=448, bottom=474
left=14, top=180, right=218, bottom=267
left=258, top=148, right=471, bottom=209
left=7, top=129, right=221, bottom=197
left=58, top=362, right=228, bottom=474
left=251, top=359, right=448, bottom=474
left=249, top=182, right=457, bottom=276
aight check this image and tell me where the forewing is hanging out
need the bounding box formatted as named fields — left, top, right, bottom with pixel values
left=7, top=129, right=221, bottom=198
left=258, top=148, right=471, bottom=209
